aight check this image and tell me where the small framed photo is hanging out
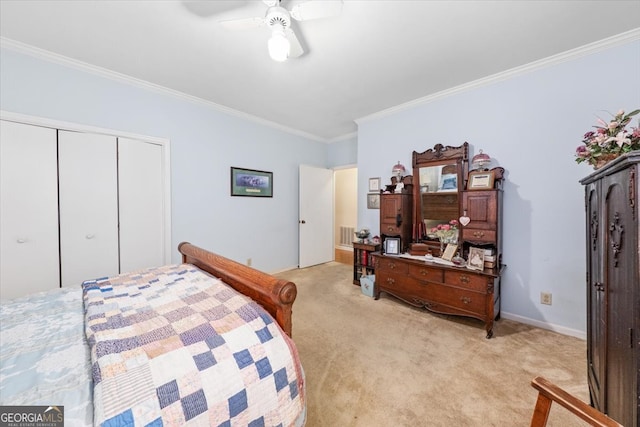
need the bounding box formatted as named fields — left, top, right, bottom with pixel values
left=441, top=244, right=458, bottom=261
left=384, top=237, right=401, bottom=255
left=368, top=177, right=381, bottom=192
left=467, top=170, right=495, bottom=190
left=467, top=246, right=485, bottom=271
left=231, top=167, right=273, bottom=197
left=367, top=193, right=380, bottom=209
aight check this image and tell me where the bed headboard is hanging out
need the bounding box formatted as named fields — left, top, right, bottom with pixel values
left=178, top=242, right=297, bottom=337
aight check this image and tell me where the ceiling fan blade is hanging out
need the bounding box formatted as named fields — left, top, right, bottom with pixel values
left=219, top=16, right=266, bottom=31
left=290, top=0, right=343, bottom=21
left=285, top=27, right=304, bottom=58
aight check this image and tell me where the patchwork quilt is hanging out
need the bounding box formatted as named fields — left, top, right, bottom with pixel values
left=82, top=264, right=305, bottom=427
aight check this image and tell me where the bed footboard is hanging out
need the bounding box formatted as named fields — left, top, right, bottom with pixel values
left=178, top=242, right=297, bottom=337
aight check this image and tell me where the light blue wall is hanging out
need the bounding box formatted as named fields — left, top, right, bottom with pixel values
left=357, top=39, right=640, bottom=336
left=0, top=48, right=329, bottom=273
left=327, top=136, right=357, bottom=168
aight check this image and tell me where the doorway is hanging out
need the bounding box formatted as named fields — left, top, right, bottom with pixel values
left=334, top=167, right=358, bottom=264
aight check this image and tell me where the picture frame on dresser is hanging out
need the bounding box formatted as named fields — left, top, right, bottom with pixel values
left=467, top=247, right=485, bottom=271
left=441, top=243, right=458, bottom=261
left=467, top=170, right=495, bottom=190
left=384, top=237, right=401, bottom=255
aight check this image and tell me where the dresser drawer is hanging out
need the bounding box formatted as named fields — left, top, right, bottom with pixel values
left=377, top=257, right=409, bottom=273
left=381, top=222, right=402, bottom=235
left=429, top=283, right=486, bottom=315
left=408, top=264, right=444, bottom=282
left=462, top=228, right=496, bottom=243
left=461, top=228, right=496, bottom=243
left=444, top=270, right=490, bottom=293
left=377, top=271, right=423, bottom=295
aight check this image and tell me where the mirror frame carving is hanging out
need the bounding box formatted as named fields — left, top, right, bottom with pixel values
left=411, top=142, right=469, bottom=244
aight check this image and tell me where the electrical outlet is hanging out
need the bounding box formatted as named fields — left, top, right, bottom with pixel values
left=540, top=292, right=552, bottom=305
left=246, top=258, right=252, bottom=267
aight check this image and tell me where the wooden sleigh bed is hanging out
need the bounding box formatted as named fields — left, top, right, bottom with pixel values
left=178, top=242, right=297, bottom=337
left=0, top=242, right=305, bottom=427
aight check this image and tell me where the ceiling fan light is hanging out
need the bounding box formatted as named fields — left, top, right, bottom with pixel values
left=268, top=30, right=290, bottom=62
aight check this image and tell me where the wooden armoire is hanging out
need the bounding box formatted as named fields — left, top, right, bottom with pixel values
left=581, top=151, right=639, bottom=427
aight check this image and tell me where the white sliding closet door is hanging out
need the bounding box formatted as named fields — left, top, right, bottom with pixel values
left=0, top=121, right=59, bottom=299
left=58, top=130, right=119, bottom=287
left=118, top=137, right=165, bottom=272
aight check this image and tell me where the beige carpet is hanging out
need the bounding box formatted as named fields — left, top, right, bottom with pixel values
left=276, top=262, right=590, bottom=427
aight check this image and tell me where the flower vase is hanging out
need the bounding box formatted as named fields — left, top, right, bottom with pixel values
left=593, top=154, right=619, bottom=170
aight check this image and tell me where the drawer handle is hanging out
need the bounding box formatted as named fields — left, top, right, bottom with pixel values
left=386, top=278, right=395, bottom=286
left=419, top=269, right=429, bottom=276
left=389, top=262, right=396, bottom=270
left=387, top=226, right=394, bottom=232
left=594, top=282, right=605, bottom=292
left=17, top=238, right=27, bottom=244
left=473, top=231, right=485, bottom=238
left=460, top=296, right=472, bottom=304
left=86, top=234, right=95, bottom=239
left=459, top=275, right=470, bottom=284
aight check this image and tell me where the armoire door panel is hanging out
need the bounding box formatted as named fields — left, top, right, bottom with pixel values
left=118, top=137, right=165, bottom=272
left=0, top=121, right=59, bottom=299
left=58, top=130, right=119, bottom=287
left=586, top=184, right=604, bottom=406
left=603, top=175, right=635, bottom=426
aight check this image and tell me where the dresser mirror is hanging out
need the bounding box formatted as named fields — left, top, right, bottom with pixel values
left=412, top=142, right=469, bottom=244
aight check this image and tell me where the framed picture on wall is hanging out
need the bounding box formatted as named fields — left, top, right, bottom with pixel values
left=367, top=193, right=380, bottom=209
left=368, top=177, right=381, bottom=192
left=230, top=167, right=273, bottom=197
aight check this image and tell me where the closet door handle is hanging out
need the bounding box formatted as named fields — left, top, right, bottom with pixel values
left=85, top=234, right=95, bottom=239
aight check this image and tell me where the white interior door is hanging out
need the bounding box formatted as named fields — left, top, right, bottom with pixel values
left=299, top=164, right=333, bottom=268
left=58, top=130, right=119, bottom=286
left=0, top=120, right=59, bottom=299
left=118, top=137, right=166, bottom=272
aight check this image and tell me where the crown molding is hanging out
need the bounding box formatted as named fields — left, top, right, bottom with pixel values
left=356, top=28, right=640, bottom=125
left=327, top=131, right=357, bottom=144
left=0, top=37, right=328, bottom=143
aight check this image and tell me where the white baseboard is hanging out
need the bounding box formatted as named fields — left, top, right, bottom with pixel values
left=501, top=311, right=586, bottom=340
left=269, top=266, right=300, bottom=275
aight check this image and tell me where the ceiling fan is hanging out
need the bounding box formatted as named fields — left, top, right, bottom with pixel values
left=220, top=0, right=343, bottom=62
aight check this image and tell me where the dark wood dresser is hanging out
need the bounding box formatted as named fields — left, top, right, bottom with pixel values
left=581, top=151, right=639, bottom=427
left=373, top=143, right=505, bottom=338
left=375, top=254, right=502, bottom=338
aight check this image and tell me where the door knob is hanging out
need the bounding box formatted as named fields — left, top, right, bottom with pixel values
left=299, top=220, right=306, bottom=224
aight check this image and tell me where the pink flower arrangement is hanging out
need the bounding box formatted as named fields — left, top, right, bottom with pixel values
left=575, top=109, right=640, bottom=167
left=429, top=219, right=459, bottom=241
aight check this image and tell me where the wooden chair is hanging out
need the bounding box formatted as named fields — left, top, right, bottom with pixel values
left=530, top=377, right=623, bottom=427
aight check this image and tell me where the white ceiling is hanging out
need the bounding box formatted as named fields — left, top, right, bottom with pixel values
left=1, top=1, right=639, bottom=142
